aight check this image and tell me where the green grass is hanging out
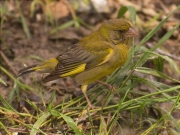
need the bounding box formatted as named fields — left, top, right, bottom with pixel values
left=0, top=3, right=180, bottom=135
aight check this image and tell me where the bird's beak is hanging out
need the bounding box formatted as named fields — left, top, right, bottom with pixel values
left=125, top=28, right=139, bottom=38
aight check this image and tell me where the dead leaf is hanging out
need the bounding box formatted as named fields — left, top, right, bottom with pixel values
left=43, top=1, right=69, bottom=20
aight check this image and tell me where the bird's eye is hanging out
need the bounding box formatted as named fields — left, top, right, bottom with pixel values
left=119, top=30, right=125, bottom=33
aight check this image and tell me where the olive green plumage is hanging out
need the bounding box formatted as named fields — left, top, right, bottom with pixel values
left=19, top=18, right=138, bottom=108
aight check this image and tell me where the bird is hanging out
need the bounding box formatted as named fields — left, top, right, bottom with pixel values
left=18, top=18, right=139, bottom=109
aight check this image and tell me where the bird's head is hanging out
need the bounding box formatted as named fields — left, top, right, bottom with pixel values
left=100, top=19, right=139, bottom=45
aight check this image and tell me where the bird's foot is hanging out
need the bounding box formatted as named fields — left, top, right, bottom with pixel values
left=86, top=98, right=99, bottom=110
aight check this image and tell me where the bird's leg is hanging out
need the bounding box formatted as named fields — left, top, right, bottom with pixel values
left=81, top=85, right=96, bottom=109
left=96, top=80, right=114, bottom=90
left=96, top=80, right=120, bottom=97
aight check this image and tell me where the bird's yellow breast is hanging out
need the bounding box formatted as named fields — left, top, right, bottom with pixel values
left=75, top=43, right=129, bottom=85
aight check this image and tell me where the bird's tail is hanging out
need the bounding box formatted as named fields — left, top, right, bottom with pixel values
left=18, top=58, right=58, bottom=76
left=18, top=64, right=38, bottom=76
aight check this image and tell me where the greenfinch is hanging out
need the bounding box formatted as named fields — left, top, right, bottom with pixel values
left=19, top=19, right=138, bottom=109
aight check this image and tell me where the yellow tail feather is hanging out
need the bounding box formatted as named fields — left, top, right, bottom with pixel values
left=18, top=58, right=58, bottom=76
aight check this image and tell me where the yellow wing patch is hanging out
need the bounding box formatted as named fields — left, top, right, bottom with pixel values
left=60, top=64, right=86, bottom=77
left=98, top=49, right=114, bottom=66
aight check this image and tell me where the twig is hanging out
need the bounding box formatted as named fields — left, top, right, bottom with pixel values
left=146, top=43, right=180, bottom=61
left=0, top=50, right=18, bottom=77
left=77, top=112, right=97, bottom=123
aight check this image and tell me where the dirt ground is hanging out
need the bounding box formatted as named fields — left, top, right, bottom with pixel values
left=0, top=0, right=180, bottom=134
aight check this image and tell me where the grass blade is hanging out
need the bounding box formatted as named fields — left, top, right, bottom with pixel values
left=60, top=113, right=83, bottom=135
left=117, top=6, right=136, bottom=23
left=0, top=78, right=7, bottom=86
left=137, top=5, right=180, bottom=47
left=135, top=67, right=180, bottom=83
left=30, top=112, right=51, bottom=135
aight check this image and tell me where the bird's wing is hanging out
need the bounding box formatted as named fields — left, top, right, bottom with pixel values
left=42, top=42, right=113, bottom=82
